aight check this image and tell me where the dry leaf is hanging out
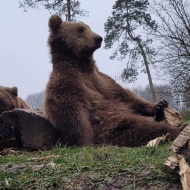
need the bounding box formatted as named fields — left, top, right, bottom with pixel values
left=5, top=179, right=10, bottom=188
left=47, top=161, right=56, bottom=168
left=32, top=164, right=44, bottom=171
left=146, top=133, right=169, bottom=147
left=28, top=155, right=59, bottom=162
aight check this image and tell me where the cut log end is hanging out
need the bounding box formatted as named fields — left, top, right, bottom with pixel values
left=164, top=108, right=184, bottom=128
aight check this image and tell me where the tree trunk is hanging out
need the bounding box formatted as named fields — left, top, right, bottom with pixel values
left=125, top=6, right=157, bottom=102
left=136, top=38, right=157, bottom=102
left=127, top=31, right=157, bottom=102
left=67, top=0, right=71, bottom=21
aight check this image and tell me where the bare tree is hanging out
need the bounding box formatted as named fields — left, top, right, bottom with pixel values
left=26, top=90, right=45, bottom=109
left=152, top=0, right=190, bottom=106
left=19, top=0, right=88, bottom=21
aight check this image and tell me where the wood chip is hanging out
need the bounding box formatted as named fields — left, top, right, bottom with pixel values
left=164, top=155, right=179, bottom=171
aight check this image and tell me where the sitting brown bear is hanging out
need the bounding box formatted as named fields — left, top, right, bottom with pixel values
left=45, top=15, right=184, bottom=147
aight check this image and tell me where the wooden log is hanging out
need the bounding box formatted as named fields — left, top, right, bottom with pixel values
left=170, top=124, right=190, bottom=154
left=0, top=119, right=21, bottom=150
left=1, top=109, right=60, bottom=150
left=179, top=156, right=190, bottom=190
left=164, top=123, right=190, bottom=189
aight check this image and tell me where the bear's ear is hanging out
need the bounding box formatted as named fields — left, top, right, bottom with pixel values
left=9, top=87, right=18, bottom=97
left=49, top=15, right=62, bottom=32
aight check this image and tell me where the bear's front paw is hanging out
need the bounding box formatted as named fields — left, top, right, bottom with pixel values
left=154, top=100, right=168, bottom=121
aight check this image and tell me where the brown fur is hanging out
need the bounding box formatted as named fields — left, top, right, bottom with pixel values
left=0, top=86, right=30, bottom=114
left=45, top=15, right=183, bottom=147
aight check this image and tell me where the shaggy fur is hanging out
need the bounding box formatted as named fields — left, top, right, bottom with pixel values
left=45, top=15, right=184, bottom=147
left=0, top=86, right=30, bottom=114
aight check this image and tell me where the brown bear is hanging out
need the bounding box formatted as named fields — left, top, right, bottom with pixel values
left=0, top=86, right=30, bottom=114
left=0, top=86, right=30, bottom=148
left=45, top=15, right=184, bottom=147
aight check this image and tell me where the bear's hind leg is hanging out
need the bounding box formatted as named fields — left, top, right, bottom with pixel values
left=100, top=114, right=184, bottom=147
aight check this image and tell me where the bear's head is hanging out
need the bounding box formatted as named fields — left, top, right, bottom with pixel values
left=0, top=86, right=19, bottom=115
left=48, top=15, right=103, bottom=60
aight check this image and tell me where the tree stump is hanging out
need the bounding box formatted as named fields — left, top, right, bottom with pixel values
left=0, top=109, right=59, bottom=150
left=0, top=120, right=20, bottom=150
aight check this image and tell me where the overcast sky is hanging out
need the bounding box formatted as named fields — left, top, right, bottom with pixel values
left=0, top=0, right=149, bottom=99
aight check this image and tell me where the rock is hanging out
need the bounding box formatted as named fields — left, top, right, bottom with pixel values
left=1, top=109, right=59, bottom=150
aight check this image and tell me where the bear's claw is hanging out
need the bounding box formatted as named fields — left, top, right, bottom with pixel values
left=154, top=100, right=168, bottom=121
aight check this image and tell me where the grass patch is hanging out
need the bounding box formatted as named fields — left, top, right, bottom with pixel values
left=0, top=143, right=182, bottom=189
left=183, top=118, right=190, bottom=125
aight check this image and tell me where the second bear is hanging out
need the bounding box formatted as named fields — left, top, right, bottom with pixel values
left=0, top=86, right=29, bottom=114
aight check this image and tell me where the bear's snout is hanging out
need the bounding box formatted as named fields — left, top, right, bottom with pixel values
left=94, top=36, right=103, bottom=47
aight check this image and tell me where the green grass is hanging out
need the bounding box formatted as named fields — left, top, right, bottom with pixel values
left=0, top=143, right=182, bottom=189
left=183, top=118, right=190, bottom=125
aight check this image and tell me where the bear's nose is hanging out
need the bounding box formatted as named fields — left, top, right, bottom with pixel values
left=95, top=36, right=103, bottom=46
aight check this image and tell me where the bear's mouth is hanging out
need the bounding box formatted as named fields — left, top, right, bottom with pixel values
left=84, top=45, right=100, bottom=54
left=95, top=36, right=103, bottom=48
left=95, top=43, right=101, bottom=49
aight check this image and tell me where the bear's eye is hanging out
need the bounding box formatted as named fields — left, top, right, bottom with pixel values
left=78, top=27, right=84, bottom=33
